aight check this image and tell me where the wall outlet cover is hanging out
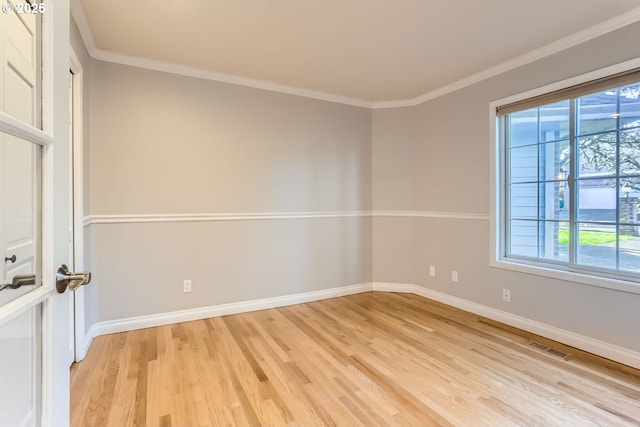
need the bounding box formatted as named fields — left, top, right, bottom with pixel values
left=183, top=280, right=192, bottom=293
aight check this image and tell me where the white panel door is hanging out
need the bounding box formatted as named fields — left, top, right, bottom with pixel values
left=2, top=133, right=38, bottom=294
left=0, top=2, right=75, bottom=427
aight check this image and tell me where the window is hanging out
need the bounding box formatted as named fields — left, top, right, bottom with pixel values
left=497, top=69, right=640, bottom=285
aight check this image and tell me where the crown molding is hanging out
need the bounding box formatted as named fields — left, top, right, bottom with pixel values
left=93, top=49, right=373, bottom=108
left=371, top=6, right=640, bottom=109
left=70, top=0, right=95, bottom=57
left=69, top=0, right=371, bottom=108
left=71, top=3, right=640, bottom=110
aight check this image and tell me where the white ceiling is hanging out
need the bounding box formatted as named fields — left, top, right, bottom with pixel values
left=76, top=0, right=640, bottom=104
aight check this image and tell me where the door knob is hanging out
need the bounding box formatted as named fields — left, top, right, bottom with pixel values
left=4, top=254, right=16, bottom=263
left=56, top=264, right=91, bottom=293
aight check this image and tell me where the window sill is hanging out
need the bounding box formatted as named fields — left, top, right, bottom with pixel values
left=490, top=258, right=640, bottom=295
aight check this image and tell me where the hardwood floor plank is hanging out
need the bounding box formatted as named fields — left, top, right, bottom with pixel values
left=211, top=319, right=263, bottom=426
left=157, top=414, right=171, bottom=427
left=71, top=292, right=640, bottom=426
left=281, top=305, right=455, bottom=426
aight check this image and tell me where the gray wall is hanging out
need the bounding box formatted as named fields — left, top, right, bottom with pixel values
left=88, top=62, right=373, bottom=322
left=372, top=21, right=640, bottom=352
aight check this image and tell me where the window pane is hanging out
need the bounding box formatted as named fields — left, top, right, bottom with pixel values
left=620, top=227, right=640, bottom=273
left=619, top=177, right=640, bottom=224
left=509, top=145, right=538, bottom=183
left=577, top=178, right=617, bottom=223
left=620, top=140, right=640, bottom=176
left=620, top=83, right=640, bottom=129
left=509, top=108, right=538, bottom=147
left=577, top=132, right=617, bottom=177
left=575, top=223, right=617, bottom=269
left=577, top=90, right=618, bottom=136
left=539, top=221, right=569, bottom=262
left=0, top=306, right=41, bottom=427
left=509, top=220, right=538, bottom=258
left=540, top=182, right=569, bottom=221
left=0, top=11, right=42, bottom=129
left=539, top=101, right=570, bottom=142
left=510, top=183, right=538, bottom=219
left=539, top=139, right=569, bottom=181
left=619, top=178, right=639, bottom=273
left=1, top=132, right=42, bottom=308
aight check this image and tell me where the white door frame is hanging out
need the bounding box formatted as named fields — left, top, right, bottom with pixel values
left=69, top=47, right=86, bottom=361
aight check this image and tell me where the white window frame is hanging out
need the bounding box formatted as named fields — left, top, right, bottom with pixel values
left=490, top=57, right=640, bottom=295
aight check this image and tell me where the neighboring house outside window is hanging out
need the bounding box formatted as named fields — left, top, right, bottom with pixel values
left=495, top=68, right=640, bottom=287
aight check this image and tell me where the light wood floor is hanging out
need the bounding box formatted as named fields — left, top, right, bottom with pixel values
left=70, top=292, right=640, bottom=426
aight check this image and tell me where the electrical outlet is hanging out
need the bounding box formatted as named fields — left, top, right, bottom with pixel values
left=502, top=288, right=511, bottom=302
left=429, top=265, right=436, bottom=277
left=451, top=270, right=459, bottom=282
left=183, top=279, right=192, bottom=293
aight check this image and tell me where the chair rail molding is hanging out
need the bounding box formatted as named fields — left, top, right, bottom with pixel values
left=83, top=210, right=491, bottom=226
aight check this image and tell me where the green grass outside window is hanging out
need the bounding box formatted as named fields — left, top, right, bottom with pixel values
left=558, top=229, right=634, bottom=245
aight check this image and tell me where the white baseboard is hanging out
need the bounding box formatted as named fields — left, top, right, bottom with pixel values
left=72, top=324, right=96, bottom=363
left=80, top=325, right=97, bottom=362
left=84, top=281, right=639, bottom=370
left=92, top=283, right=374, bottom=336
left=372, top=282, right=640, bottom=370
